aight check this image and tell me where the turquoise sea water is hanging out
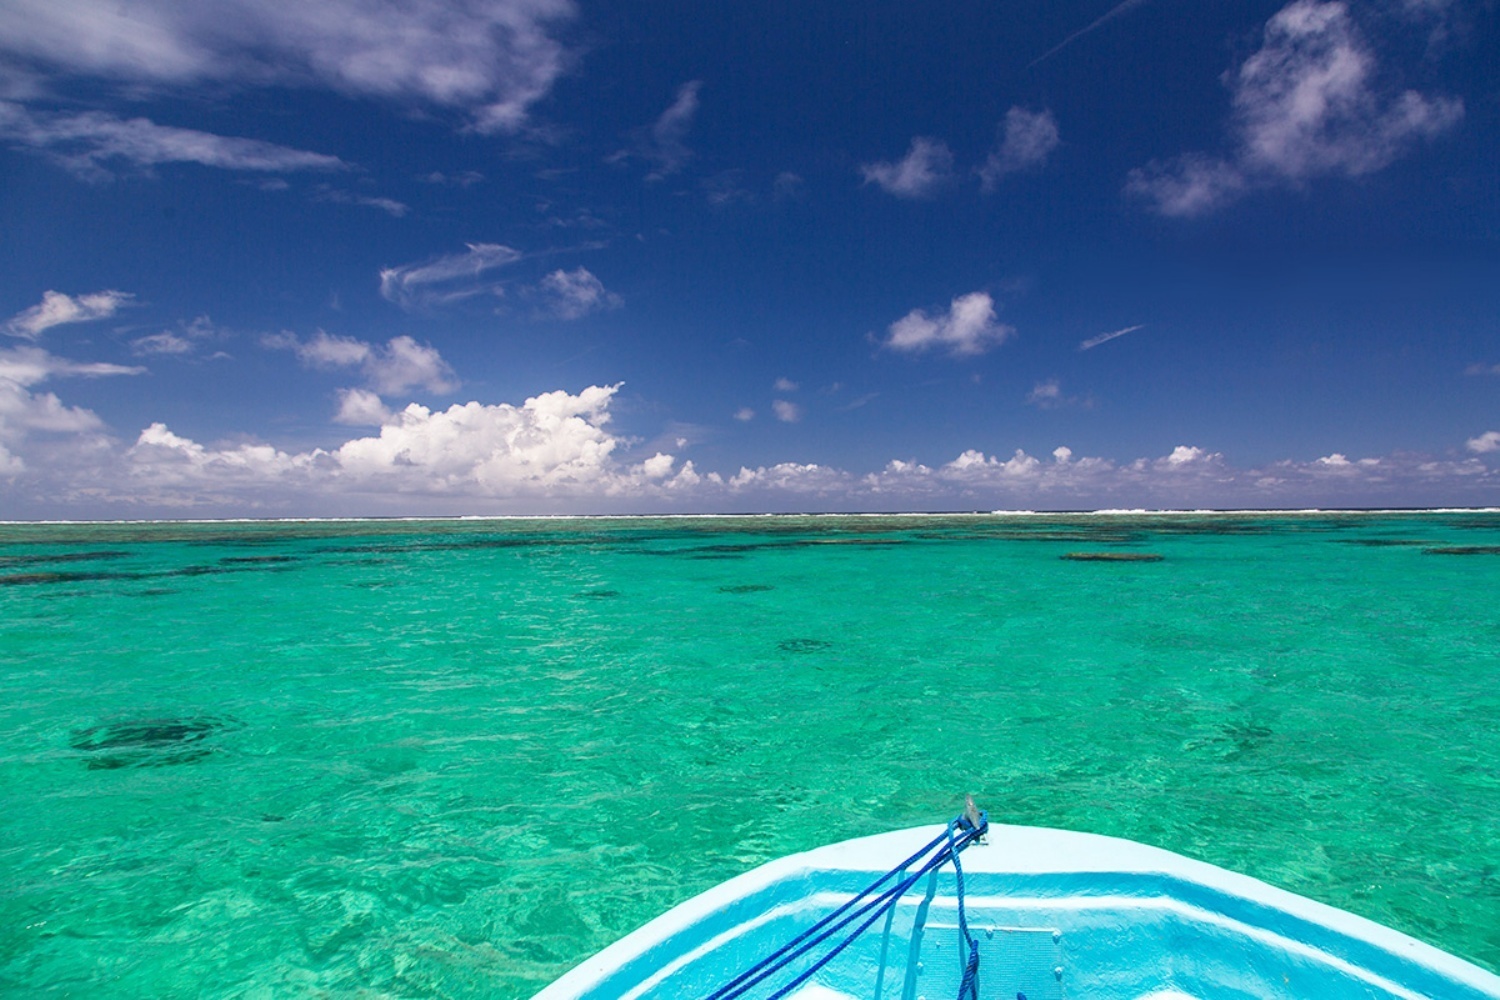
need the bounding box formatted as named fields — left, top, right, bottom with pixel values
left=1, top=512, right=1498, bottom=997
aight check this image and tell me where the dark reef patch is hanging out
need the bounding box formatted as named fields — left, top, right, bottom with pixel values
left=1184, top=722, right=1273, bottom=761
left=0, top=551, right=131, bottom=568
left=1422, top=545, right=1500, bottom=556
left=1334, top=538, right=1438, bottom=547
left=71, top=714, right=243, bottom=770
left=779, top=638, right=833, bottom=653
left=574, top=589, right=621, bottom=599
left=0, top=570, right=136, bottom=586
left=718, top=584, right=774, bottom=594
left=1061, top=552, right=1165, bottom=563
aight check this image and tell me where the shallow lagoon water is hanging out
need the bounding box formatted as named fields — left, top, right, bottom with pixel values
left=1, top=512, right=1498, bottom=997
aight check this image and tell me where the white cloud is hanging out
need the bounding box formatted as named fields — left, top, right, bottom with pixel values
left=0, top=102, right=345, bottom=181
left=860, top=137, right=954, bottom=198
left=612, top=81, right=702, bottom=180
left=130, top=315, right=220, bottom=357
left=1026, top=379, right=1066, bottom=408
left=0, top=0, right=576, bottom=134
left=536, top=267, right=621, bottom=320
left=315, top=189, right=409, bottom=217
left=119, top=385, right=705, bottom=507
left=728, top=462, right=849, bottom=493
left=884, top=291, right=1015, bottom=358
left=0, top=345, right=143, bottom=386
left=266, top=331, right=456, bottom=395
left=0, top=345, right=142, bottom=473
left=1080, top=323, right=1145, bottom=351
left=333, top=387, right=394, bottom=426
left=2, top=372, right=1497, bottom=513
left=772, top=400, right=802, bottom=423
left=773, top=377, right=798, bottom=392
left=1465, top=363, right=1500, bottom=376
left=130, top=331, right=192, bottom=356
left=979, top=107, right=1060, bottom=191
left=1161, top=445, right=1214, bottom=466
left=5, top=289, right=133, bottom=340
left=1127, top=0, right=1462, bottom=216
left=328, top=385, right=653, bottom=493
left=733, top=407, right=755, bottom=422
left=1028, top=0, right=1150, bottom=68
left=378, top=243, right=522, bottom=310
left=1467, top=431, right=1500, bottom=454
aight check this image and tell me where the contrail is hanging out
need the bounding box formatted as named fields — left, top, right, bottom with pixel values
left=1028, top=0, right=1151, bottom=69
left=1079, top=324, right=1144, bottom=351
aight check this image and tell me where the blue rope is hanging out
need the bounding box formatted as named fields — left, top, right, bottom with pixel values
left=703, top=809, right=988, bottom=1000
left=945, top=821, right=980, bottom=1000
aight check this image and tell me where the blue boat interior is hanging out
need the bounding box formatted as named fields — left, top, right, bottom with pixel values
left=573, top=865, right=1494, bottom=1000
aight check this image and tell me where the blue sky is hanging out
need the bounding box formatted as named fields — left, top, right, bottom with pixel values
left=1, top=0, right=1497, bottom=517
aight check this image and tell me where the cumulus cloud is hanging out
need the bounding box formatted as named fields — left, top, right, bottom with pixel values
left=120, top=383, right=710, bottom=508
left=728, top=462, right=849, bottom=494
left=1467, top=431, right=1500, bottom=454
left=0, top=0, right=576, bottom=134
left=5, top=289, right=133, bottom=340
left=979, top=108, right=1060, bottom=191
left=733, top=407, right=755, bottom=422
left=2, top=370, right=1497, bottom=513
left=772, top=400, right=802, bottom=423
left=860, top=137, right=954, bottom=198
left=773, top=377, right=798, bottom=392
left=378, top=243, right=522, bottom=310
left=333, top=387, right=395, bottom=426
left=265, top=331, right=457, bottom=395
left=536, top=267, right=621, bottom=320
left=0, top=102, right=345, bottom=181
left=1127, top=0, right=1462, bottom=216
left=884, top=292, right=1015, bottom=357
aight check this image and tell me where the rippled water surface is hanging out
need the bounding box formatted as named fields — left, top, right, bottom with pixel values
left=2, top=512, right=1498, bottom=997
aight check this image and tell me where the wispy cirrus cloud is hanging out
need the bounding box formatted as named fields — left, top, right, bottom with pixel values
left=1079, top=323, right=1144, bottom=351
left=0, top=0, right=577, bottom=134
left=979, top=108, right=1060, bottom=191
left=861, top=137, right=954, bottom=199
left=1127, top=0, right=1462, bottom=217
left=0, top=102, right=346, bottom=181
left=610, top=80, right=703, bottom=180
left=1025, top=378, right=1090, bottom=410
left=884, top=292, right=1015, bottom=357
left=130, top=316, right=222, bottom=357
left=0, top=345, right=143, bottom=386
left=313, top=188, right=409, bottom=217
left=1028, top=0, right=1151, bottom=68
left=378, top=243, right=522, bottom=310
left=5, top=289, right=134, bottom=340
